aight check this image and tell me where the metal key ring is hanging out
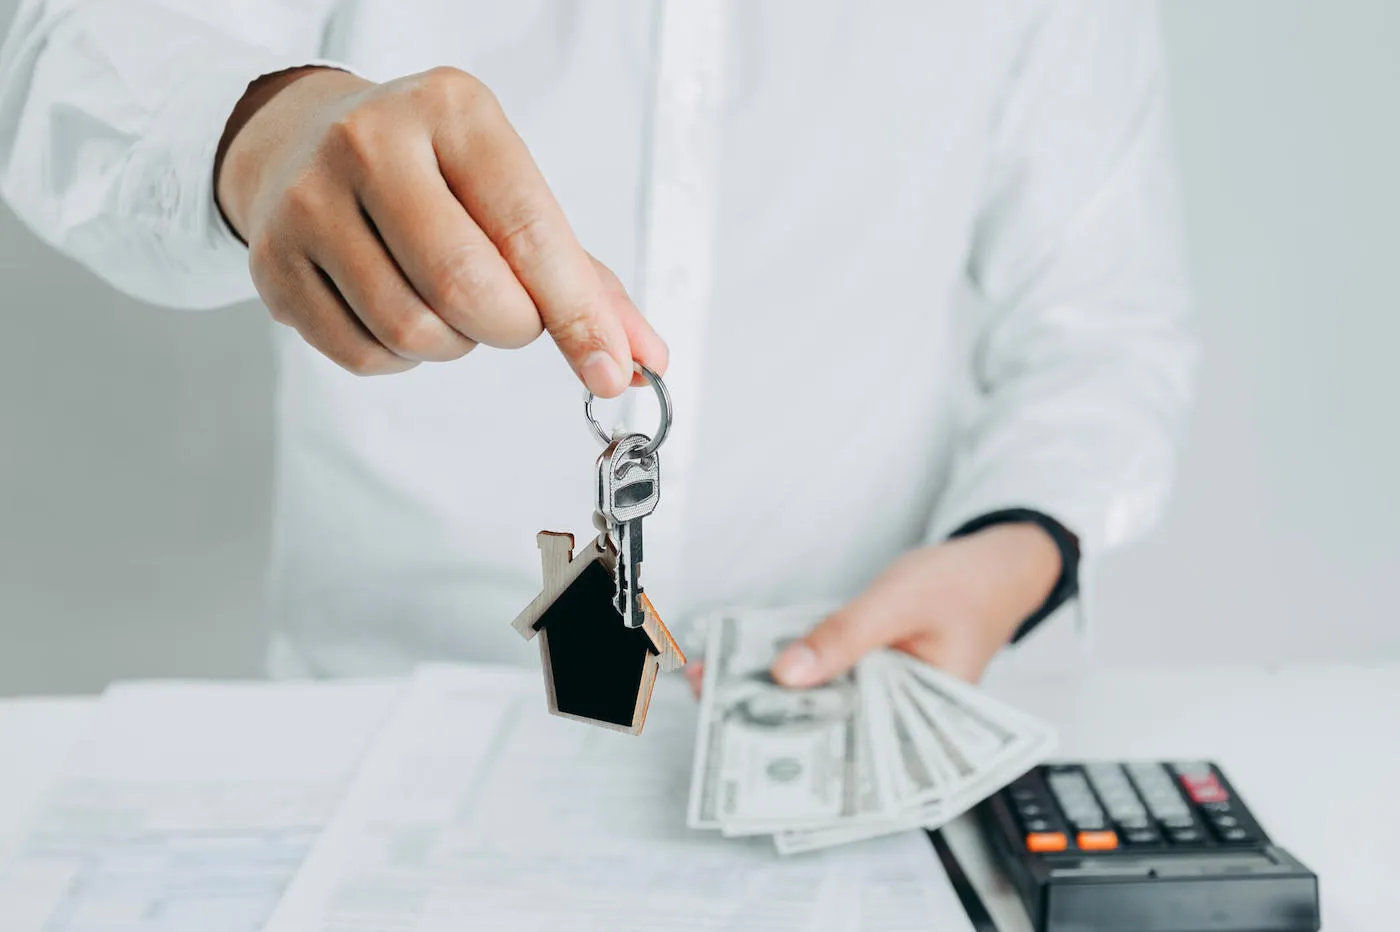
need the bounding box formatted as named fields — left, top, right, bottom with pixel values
left=584, top=364, right=671, bottom=456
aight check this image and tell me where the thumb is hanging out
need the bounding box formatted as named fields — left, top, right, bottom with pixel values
left=588, top=255, right=669, bottom=386
left=770, top=604, right=895, bottom=689
left=550, top=259, right=634, bottom=399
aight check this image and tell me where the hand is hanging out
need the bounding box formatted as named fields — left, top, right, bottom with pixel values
left=769, top=524, right=1062, bottom=686
left=216, top=66, right=665, bottom=392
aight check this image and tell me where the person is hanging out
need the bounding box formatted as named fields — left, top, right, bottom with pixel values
left=0, top=2, right=1193, bottom=687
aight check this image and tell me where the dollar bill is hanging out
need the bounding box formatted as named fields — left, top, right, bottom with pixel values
left=687, top=609, right=867, bottom=834
left=687, top=608, right=1057, bottom=855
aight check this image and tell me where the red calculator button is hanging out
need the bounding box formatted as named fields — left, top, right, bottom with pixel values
left=1193, top=784, right=1228, bottom=803
left=1026, top=832, right=1069, bottom=852
left=1180, top=774, right=1229, bottom=804
left=1076, top=831, right=1120, bottom=850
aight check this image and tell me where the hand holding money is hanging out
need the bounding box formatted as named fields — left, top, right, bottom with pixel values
left=687, top=607, right=1056, bottom=854
left=772, top=524, right=1062, bottom=687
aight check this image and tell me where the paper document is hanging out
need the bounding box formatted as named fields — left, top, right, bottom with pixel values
left=0, top=678, right=398, bottom=932
left=266, top=664, right=975, bottom=932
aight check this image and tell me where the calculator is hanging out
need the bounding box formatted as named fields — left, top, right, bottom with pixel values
left=977, top=760, right=1320, bottom=932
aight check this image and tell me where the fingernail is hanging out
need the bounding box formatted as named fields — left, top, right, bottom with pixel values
left=581, top=351, right=627, bottom=396
left=772, top=642, right=820, bottom=687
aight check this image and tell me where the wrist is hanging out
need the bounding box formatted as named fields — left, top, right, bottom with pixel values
left=215, top=66, right=370, bottom=239
left=950, top=523, right=1063, bottom=644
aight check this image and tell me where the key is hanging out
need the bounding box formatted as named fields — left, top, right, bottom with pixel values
left=597, top=434, right=659, bottom=627
left=596, top=432, right=660, bottom=627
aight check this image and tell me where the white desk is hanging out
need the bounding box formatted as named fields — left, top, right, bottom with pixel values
left=0, top=697, right=92, bottom=861
left=3, top=665, right=1396, bottom=930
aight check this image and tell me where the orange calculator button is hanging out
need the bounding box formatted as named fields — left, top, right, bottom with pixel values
left=1077, top=831, right=1120, bottom=850
left=1025, top=832, right=1069, bottom=852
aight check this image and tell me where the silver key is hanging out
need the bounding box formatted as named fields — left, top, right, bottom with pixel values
left=596, top=432, right=660, bottom=627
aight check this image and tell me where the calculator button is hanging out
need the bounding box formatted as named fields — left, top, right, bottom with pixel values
left=1017, top=803, right=1046, bottom=818
left=1047, top=772, right=1107, bottom=822
left=1123, top=828, right=1162, bottom=846
left=1167, top=828, right=1203, bottom=845
left=1076, top=831, right=1119, bottom=851
left=1126, top=762, right=1172, bottom=784
left=1204, top=809, right=1257, bottom=844
left=1100, top=792, right=1142, bottom=811
left=1188, top=783, right=1228, bottom=803
left=1024, top=818, right=1054, bottom=833
left=1069, top=815, right=1108, bottom=831
left=1026, top=832, right=1069, bottom=853
left=1127, top=763, right=1194, bottom=821
left=1178, top=772, right=1229, bottom=804
left=1147, top=798, right=1192, bottom=818
left=1086, top=764, right=1152, bottom=825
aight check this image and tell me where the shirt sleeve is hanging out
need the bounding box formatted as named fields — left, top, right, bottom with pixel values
left=926, top=2, right=1196, bottom=623
left=0, top=0, right=342, bottom=310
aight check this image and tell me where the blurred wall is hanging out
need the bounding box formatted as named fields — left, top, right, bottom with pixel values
left=1094, top=1, right=1400, bottom=667
left=2, top=1, right=1398, bottom=695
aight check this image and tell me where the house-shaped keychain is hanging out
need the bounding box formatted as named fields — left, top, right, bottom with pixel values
left=510, top=530, right=685, bottom=734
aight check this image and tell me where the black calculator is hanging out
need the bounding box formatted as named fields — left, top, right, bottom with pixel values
left=977, top=760, right=1320, bottom=932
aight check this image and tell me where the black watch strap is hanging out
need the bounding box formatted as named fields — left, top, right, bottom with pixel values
left=949, top=507, right=1081, bottom=644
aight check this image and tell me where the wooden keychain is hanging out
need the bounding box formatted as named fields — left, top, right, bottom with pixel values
left=509, top=365, right=685, bottom=734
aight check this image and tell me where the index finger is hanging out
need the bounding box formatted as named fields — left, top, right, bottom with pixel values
left=431, top=83, right=634, bottom=397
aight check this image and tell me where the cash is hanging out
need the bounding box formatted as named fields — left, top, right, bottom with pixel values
left=686, top=606, right=1056, bottom=854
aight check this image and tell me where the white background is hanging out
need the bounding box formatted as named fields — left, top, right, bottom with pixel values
left=2, top=2, right=1397, bottom=694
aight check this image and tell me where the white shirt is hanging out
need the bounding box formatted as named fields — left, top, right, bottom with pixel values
left=0, top=1, right=1193, bottom=676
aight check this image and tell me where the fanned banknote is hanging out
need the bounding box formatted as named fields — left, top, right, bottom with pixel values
left=686, top=606, right=1056, bottom=854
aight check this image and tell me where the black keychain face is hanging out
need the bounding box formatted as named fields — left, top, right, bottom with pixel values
left=509, top=530, right=685, bottom=735
left=533, top=556, right=656, bottom=728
